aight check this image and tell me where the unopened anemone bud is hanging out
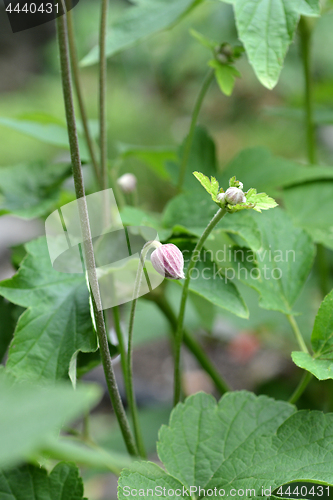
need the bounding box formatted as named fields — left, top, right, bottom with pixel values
left=225, top=186, right=246, bottom=205
left=216, top=192, right=226, bottom=204
left=117, top=173, right=137, bottom=194
left=151, top=243, right=185, bottom=280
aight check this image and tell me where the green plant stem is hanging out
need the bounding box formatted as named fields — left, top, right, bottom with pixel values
left=126, top=242, right=161, bottom=458
left=299, top=16, right=316, bottom=165
left=56, top=10, right=138, bottom=458
left=286, top=314, right=309, bottom=354
left=174, top=208, right=227, bottom=405
left=316, top=244, right=330, bottom=297
left=113, top=306, right=130, bottom=396
left=66, top=9, right=101, bottom=186
left=152, top=294, right=230, bottom=395
left=177, top=69, right=215, bottom=190
left=99, top=0, right=109, bottom=190
left=288, top=371, right=313, bottom=404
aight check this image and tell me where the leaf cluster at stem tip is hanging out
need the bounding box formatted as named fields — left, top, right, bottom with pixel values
left=193, top=171, right=278, bottom=213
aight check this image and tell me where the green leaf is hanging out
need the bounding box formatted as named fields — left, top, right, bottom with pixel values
left=0, top=162, right=71, bottom=219
left=81, top=0, right=204, bottom=66
left=120, top=206, right=172, bottom=242
left=245, top=188, right=278, bottom=212
left=119, top=391, right=333, bottom=500
left=176, top=240, right=248, bottom=318
left=0, top=238, right=97, bottom=382
left=0, top=462, right=85, bottom=500
left=229, top=208, right=316, bottom=314
left=0, top=373, right=101, bottom=468
left=193, top=172, right=220, bottom=202
left=167, top=127, right=218, bottom=192
left=283, top=181, right=333, bottom=250
left=209, top=60, right=240, bottom=96
left=0, top=115, right=94, bottom=162
left=226, top=0, right=320, bottom=88
left=292, top=290, right=333, bottom=380
left=190, top=29, right=217, bottom=51
left=218, top=147, right=333, bottom=197
left=0, top=298, right=16, bottom=363
left=117, top=144, right=177, bottom=180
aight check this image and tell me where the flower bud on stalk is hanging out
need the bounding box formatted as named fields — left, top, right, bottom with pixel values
left=151, top=244, right=185, bottom=280
left=117, top=173, right=137, bottom=193
left=225, top=186, right=246, bottom=205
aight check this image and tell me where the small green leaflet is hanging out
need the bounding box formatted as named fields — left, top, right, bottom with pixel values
left=292, top=290, right=333, bottom=380
left=0, top=462, right=85, bottom=500
left=209, top=60, right=241, bottom=96
left=119, top=391, right=333, bottom=500
left=193, top=171, right=220, bottom=202
left=0, top=238, right=97, bottom=382
left=246, top=188, right=278, bottom=212
left=190, top=29, right=217, bottom=51
left=222, top=0, right=320, bottom=89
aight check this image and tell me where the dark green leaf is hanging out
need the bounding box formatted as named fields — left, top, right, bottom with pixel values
left=81, top=0, right=204, bottom=66
left=228, top=208, right=316, bottom=314
left=292, top=290, right=333, bottom=380
left=283, top=181, right=333, bottom=250
left=0, top=462, right=84, bottom=500
left=119, top=391, right=333, bottom=500
left=0, top=162, right=71, bottom=219
left=0, top=238, right=97, bottom=382
left=0, top=298, right=16, bottom=363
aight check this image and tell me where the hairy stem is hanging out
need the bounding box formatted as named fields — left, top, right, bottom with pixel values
left=174, top=208, right=227, bottom=405
left=66, top=9, right=100, bottom=185
left=288, top=371, right=313, bottom=404
left=113, top=306, right=130, bottom=398
left=56, top=10, right=138, bottom=458
left=177, top=69, right=215, bottom=190
left=286, top=314, right=309, bottom=354
left=152, top=295, right=230, bottom=394
left=99, top=0, right=109, bottom=190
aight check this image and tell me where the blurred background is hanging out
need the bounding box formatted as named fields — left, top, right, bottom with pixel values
left=1, top=1, right=333, bottom=498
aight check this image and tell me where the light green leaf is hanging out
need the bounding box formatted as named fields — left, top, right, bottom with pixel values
left=0, top=162, right=71, bottom=219
left=0, top=462, right=85, bottom=500
left=81, top=0, right=204, bottom=66
left=229, top=208, right=316, bottom=314
left=0, top=116, right=94, bottom=162
left=246, top=188, right=278, bottom=212
left=0, top=374, right=101, bottom=469
left=226, top=0, right=320, bottom=88
left=218, top=147, right=333, bottom=197
left=193, top=172, right=220, bottom=201
left=119, top=391, right=333, bottom=500
left=292, top=290, right=333, bottom=380
left=117, top=144, right=177, bottom=180
left=0, top=238, right=97, bottom=382
left=209, top=60, right=240, bottom=96
left=283, top=181, right=333, bottom=250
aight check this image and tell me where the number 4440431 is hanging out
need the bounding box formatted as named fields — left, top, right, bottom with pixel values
left=276, top=485, right=330, bottom=497
left=5, top=3, right=59, bottom=14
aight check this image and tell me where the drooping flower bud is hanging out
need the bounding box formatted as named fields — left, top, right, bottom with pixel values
left=225, top=186, right=246, bottom=205
left=117, top=173, right=137, bottom=193
left=151, top=243, right=185, bottom=280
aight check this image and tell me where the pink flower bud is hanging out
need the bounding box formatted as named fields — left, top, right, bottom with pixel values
left=151, top=244, right=185, bottom=280
left=117, top=173, right=137, bottom=193
left=225, top=186, right=246, bottom=205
